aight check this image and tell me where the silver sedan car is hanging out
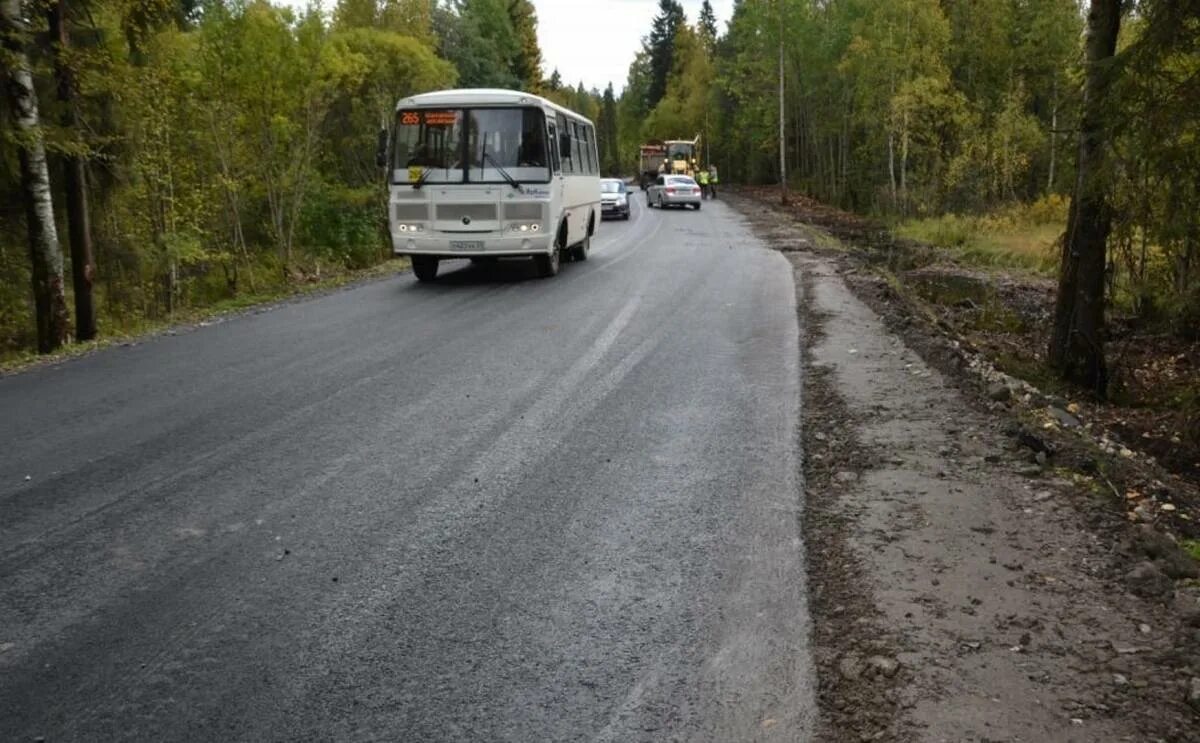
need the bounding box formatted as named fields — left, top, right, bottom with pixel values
left=647, top=175, right=703, bottom=210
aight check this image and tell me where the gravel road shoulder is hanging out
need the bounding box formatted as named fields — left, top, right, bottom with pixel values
left=727, top=196, right=1200, bottom=742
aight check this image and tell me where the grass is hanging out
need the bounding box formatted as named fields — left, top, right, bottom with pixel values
left=895, top=196, right=1067, bottom=276
left=1183, top=540, right=1200, bottom=562
left=0, top=256, right=409, bottom=374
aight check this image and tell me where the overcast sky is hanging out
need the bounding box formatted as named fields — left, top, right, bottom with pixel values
left=534, top=0, right=734, bottom=93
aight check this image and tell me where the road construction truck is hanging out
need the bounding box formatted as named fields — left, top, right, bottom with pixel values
left=639, top=135, right=701, bottom=190
left=638, top=141, right=666, bottom=191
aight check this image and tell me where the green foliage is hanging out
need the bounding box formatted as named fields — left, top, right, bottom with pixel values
left=436, top=0, right=520, bottom=88
left=507, top=0, right=542, bottom=91
left=896, top=196, right=1066, bottom=275
left=0, top=0, right=542, bottom=356
left=598, top=83, right=620, bottom=175
left=645, top=0, right=686, bottom=111
left=1183, top=539, right=1200, bottom=563
left=299, top=183, right=382, bottom=270
left=615, top=0, right=1196, bottom=338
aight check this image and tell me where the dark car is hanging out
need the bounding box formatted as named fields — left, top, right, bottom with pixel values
left=600, top=179, right=631, bottom=220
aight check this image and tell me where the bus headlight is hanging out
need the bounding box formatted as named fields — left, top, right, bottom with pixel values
left=398, top=223, right=425, bottom=233
left=508, top=222, right=541, bottom=233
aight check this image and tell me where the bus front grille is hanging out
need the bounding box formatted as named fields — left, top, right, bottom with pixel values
left=393, top=204, right=430, bottom=222
left=436, top=204, right=497, bottom=222
left=503, top=203, right=542, bottom=221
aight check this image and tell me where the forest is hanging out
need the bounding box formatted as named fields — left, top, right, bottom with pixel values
left=616, top=0, right=1199, bottom=396
left=0, top=0, right=600, bottom=359
left=2, top=0, right=1198, bottom=402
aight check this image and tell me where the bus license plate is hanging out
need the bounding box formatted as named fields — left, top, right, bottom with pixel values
left=450, top=241, right=483, bottom=251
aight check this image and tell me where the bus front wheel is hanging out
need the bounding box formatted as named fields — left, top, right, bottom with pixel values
left=411, top=256, right=439, bottom=282
left=534, top=247, right=560, bottom=278
left=571, top=234, right=590, bottom=262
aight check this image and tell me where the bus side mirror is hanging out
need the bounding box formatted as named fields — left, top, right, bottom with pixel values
left=559, top=132, right=571, bottom=159
left=375, top=128, right=388, bottom=168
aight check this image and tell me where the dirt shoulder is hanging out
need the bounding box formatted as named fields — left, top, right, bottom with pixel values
left=725, top=194, right=1200, bottom=741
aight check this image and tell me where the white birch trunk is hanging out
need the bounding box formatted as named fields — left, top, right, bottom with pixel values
left=1, top=0, right=70, bottom=351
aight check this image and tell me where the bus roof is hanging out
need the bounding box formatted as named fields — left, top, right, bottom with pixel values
left=395, top=88, right=594, bottom=126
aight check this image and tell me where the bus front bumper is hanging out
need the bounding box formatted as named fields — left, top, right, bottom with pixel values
left=393, top=233, right=555, bottom=258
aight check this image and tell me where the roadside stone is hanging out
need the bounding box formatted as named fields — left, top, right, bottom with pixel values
left=1113, top=673, right=1128, bottom=686
left=1161, top=551, right=1200, bottom=580
left=1048, top=406, right=1082, bottom=428
left=1124, top=561, right=1174, bottom=600
left=839, top=652, right=865, bottom=681
left=835, top=471, right=859, bottom=484
left=1135, top=525, right=1177, bottom=560
left=1013, top=427, right=1053, bottom=454
left=987, top=382, right=1012, bottom=402
left=1188, top=678, right=1200, bottom=713
left=866, top=655, right=901, bottom=678
left=1172, top=595, right=1200, bottom=627
left=1034, top=490, right=1054, bottom=502
left=1017, top=464, right=1043, bottom=478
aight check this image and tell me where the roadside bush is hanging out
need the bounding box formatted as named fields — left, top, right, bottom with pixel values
left=1169, top=284, right=1200, bottom=341
left=299, top=185, right=386, bottom=271
left=0, top=240, right=34, bottom=354
left=896, top=202, right=1062, bottom=275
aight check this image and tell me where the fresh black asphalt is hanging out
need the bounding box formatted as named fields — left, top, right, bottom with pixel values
left=0, top=195, right=815, bottom=741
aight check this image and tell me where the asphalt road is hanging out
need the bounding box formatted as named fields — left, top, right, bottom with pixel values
left=0, top=193, right=815, bottom=741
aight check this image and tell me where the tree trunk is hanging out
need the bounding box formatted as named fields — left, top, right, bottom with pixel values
left=778, top=5, right=787, bottom=206
left=1047, top=0, right=1123, bottom=395
left=1047, top=75, right=1058, bottom=193
left=900, top=108, right=909, bottom=211
left=1, top=0, right=70, bottom=352
left=49, top=0, right=96, bottom=340
left=887, top=130, right=896, bottom=207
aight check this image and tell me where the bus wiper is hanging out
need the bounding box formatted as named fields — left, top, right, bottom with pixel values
left=480, top=134, right=523, bottom=193
left=411, top=167, right=433, bottom=190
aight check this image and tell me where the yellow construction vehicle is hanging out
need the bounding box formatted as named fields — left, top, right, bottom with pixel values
left=639, top=135, right=701, bottom=190
left=664, top=136, right=701, bottom=178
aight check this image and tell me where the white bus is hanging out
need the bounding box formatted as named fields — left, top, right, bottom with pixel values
left=382, top=89, right=602, bottom=281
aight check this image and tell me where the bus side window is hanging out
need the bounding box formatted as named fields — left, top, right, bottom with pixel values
left=558, top=114, right=574, bottom=174
left=572, top=122, right=585, bottom=174
left=577, top=123, right=590, bottom=175
left=548, top=121, right=561, bottom=173
left=584, top=124, right=597, bottom=174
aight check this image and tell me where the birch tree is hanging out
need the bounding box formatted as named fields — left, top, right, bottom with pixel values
left=1, top=0, right=70, bottom=352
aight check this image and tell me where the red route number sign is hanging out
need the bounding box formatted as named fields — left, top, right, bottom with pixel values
left=400, top=110, right=457, bottom=127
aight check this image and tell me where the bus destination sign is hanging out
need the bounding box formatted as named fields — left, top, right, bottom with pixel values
left=400, top=110, right=458, bottom=127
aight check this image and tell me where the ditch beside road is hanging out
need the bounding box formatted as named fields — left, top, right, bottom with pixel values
left=726, top=191, right=1200, bottom=741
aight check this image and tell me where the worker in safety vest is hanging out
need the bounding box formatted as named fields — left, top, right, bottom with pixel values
left=697, top=167, right=710, bottom=199
left=708, top=165, right=719, bottom=199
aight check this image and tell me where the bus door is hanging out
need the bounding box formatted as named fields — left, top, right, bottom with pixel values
left=547, top=116, right=565, bottom=234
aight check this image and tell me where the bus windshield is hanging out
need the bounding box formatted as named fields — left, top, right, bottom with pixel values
left=393, top=107, right=549, bottom=185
